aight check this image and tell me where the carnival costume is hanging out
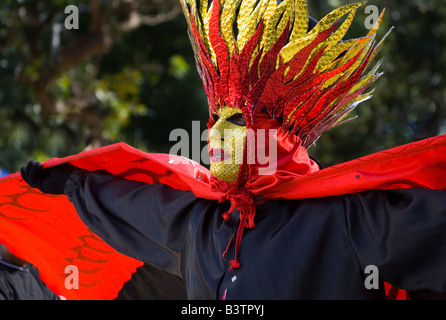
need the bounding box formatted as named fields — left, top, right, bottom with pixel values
left=1, top=0, right=446, bottom=299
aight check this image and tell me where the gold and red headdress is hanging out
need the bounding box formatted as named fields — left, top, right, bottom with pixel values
left=180, top=0, right=390, bottom=147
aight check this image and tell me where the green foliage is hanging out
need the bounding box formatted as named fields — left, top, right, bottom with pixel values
left=0, top=0, right=206, bottom=172
left=0, top=0, right=444, bottom=172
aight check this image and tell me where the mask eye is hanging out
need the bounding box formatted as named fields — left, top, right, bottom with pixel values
left=211, top=113, right=220, bottom=124
left=226, top=113, right=246, bottom=127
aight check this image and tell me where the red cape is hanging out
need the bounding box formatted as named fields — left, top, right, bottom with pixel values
left=0, top=134, right=445, bottom=299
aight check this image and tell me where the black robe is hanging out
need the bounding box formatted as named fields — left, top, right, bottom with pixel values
left=65, top=170, right=446, bottom=299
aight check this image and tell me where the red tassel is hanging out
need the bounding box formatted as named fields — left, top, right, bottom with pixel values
left=230, top=259, right=240, bottom=270
left=220, top=194, right=237, bottom=221
left=222, top=234, right=234, bottom=259
left=210, top=169, right=256, bottom=271
left=221, top=200, right=251, bottom=270
left=222, top=211, right=232, bottom=221
left=221, top=188, right=256, bottom=270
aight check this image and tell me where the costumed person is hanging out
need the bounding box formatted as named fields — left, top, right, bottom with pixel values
left=0, top=242, right=60, bottom=300
left=11, top=0, right=446, bottom=299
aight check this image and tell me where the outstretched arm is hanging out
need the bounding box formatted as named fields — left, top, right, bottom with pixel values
left=345, top=188, right=446, bottom=297
left=21, top=160, right=199, bottom=277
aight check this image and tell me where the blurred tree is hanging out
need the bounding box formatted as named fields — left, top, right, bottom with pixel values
left=0, top=0, right=207, bottom=172
left=0, top=0, right=444, bottom=172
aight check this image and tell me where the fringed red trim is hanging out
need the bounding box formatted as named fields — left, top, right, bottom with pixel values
left=229, top=196, right=255, bottom=270
left=211, top=139, right=256, bottom=270
left=215, top=178, right=256, bottom=270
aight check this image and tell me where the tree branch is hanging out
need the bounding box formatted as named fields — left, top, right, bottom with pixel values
left=119, top=4, right=181, bottom=31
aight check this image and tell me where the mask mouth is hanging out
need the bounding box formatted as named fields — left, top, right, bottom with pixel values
left=209, top=148, right=231, bottom=163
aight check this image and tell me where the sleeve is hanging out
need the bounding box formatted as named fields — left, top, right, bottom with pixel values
left=344, top=188, right=446, bottom=293
left=29, top=265, right=60, bottom=300
left=0, top=277, right=12, bottom=300
left=65, top=169, right=200, bottom=277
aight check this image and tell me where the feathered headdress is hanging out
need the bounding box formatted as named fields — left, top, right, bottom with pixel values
left=180, top=0, right=390, bottom=147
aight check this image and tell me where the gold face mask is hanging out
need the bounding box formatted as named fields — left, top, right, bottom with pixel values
left=209, top=106, right=247, bottom=182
